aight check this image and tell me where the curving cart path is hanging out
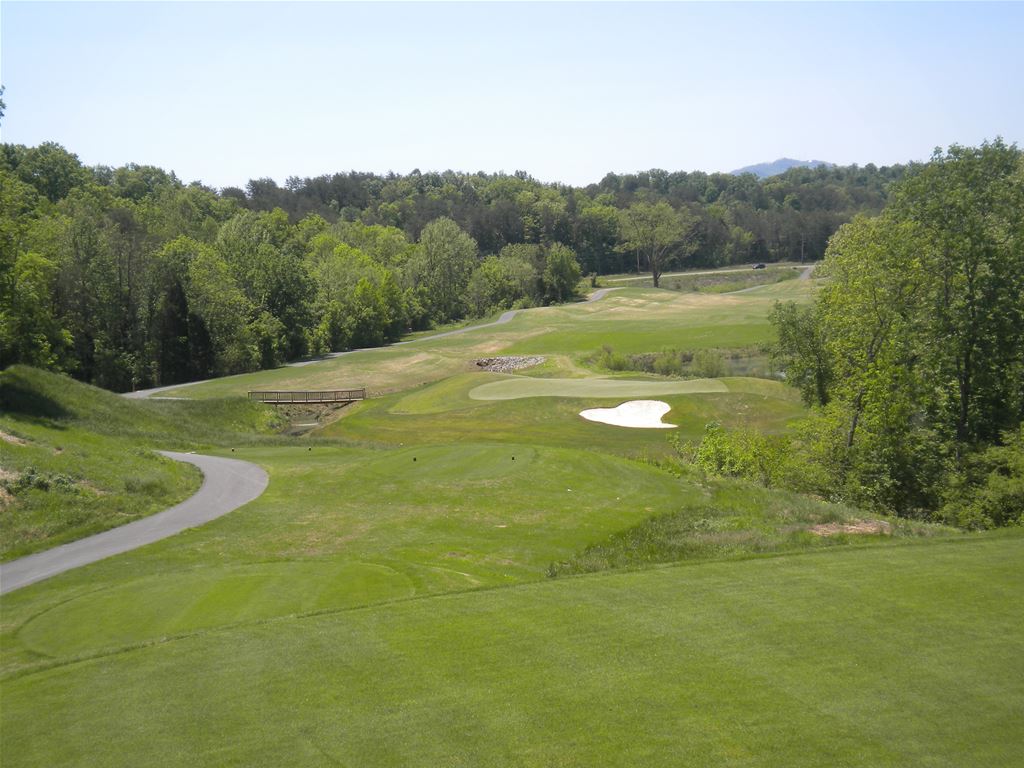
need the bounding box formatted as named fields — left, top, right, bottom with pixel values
left=0, top=452, right=268, bottom=594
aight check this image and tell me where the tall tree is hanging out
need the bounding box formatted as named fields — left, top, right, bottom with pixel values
left=617, top=201, right=696, bottom=287
left=771, top=140, right=1024, bottom=516
left=892, top=140, right=1024, bottom=450
left=408, top=217, right=478, bottom=323
left=542, top=243, right=581, bottom=303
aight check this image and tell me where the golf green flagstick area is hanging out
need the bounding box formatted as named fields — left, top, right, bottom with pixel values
left=2, top=276, right=1022, bottom=766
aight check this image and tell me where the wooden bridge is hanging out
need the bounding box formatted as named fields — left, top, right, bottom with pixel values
left=247, top=388, right=366, bottom=405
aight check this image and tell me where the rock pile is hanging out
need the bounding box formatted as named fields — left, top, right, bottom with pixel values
left=474, top=356, right=545, bottom=373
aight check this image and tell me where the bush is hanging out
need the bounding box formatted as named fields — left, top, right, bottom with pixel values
left=692, top=349, right=728, bottom=378
left=940, top=426, right=1024, bottom=529
left=678, top=422, right=786, bottom=488
left=593, top=345, right=631, bottom=372
left=2, top=466, right=77, bottom=494
left=653, top=349, right=683, bottom=376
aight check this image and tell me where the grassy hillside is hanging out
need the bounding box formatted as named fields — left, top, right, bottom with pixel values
left=0, top=366, right=282, bottom=559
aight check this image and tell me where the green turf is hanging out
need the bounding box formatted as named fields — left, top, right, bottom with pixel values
left=3, top=536, right=1021, bottom=766
left=154, top=280, right=818, bottom=400
left=0, top=441, right=696, bottom=667
left=322, top=375, right=805, bottom=460
left=6, top=273, right=1017, bottom=766
left=468, top=375, right=729, bottom=400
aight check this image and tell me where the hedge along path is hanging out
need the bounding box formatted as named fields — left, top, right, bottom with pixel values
left=468, top=376, right=729, bottom=401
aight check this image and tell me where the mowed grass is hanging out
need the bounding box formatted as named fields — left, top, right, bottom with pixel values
left=467, top=375, right=729, bottom=400
left=322, top=374, right=805, bottom=461
left=0, top=441, right=693, bottom=669
left=3, top=536, right=1021, bottom=767
left=156, top=279, right=818, bottom=400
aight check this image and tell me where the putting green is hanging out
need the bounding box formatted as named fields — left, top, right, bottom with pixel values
left=469, top=376, right=729, bottom=401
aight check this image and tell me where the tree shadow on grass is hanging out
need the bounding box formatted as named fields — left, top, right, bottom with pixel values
left=0, top=376, right=71, bottom=426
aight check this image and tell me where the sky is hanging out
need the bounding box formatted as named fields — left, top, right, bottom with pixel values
left=2, top=1, right=1022, bottom=189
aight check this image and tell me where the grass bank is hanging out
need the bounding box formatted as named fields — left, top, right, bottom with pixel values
left=0, top=366, right=282, bottom=559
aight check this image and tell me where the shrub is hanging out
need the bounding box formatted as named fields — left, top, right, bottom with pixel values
left=692, top=349, right=728, bottom=378
left=681, top=422, right=786, bottom=488
left=2, top=466, right=77, bottom=494
left=940, top=426, right=1024, bottom=529
left=653, top=349, right=683, bottom=376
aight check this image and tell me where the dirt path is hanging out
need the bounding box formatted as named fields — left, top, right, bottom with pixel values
left=0, top=452, right=268, bottom=594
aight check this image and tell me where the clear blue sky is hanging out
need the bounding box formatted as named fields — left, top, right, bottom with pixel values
left=2, top=1, right=1021, bottom=188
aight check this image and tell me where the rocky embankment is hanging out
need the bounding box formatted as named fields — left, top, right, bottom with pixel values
left=474, top=356, right=545, bottom=373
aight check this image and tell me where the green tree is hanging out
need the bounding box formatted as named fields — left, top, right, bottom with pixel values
left=617, top=201, right=696, bottom=287
left=0, top=252, right=71, bottom=369
left=215, top=208, right=314, bottom=361
left=15, top=142, right=89, bottom=203
left=770, top=301, right=832, bottom=406
left=542, top=243, right=581, bottom=303
left=186, top=245, right=257, bottom=374
left=408, top=217, right=478, bottom=323
left=771, top=140, right=1024, bottom=518
left=892, top=140, right=1024, bottom=450
left=466, top=254, right=539, bottom=316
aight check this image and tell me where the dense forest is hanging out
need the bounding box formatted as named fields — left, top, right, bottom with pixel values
left=1, top=137, right=903, bottom=391
left=700, top=140, right=1023, bottom=529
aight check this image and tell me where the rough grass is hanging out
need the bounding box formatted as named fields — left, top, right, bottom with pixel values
left=549, top=475, right=957, bottom=576
left=626, top=265, right=803, bottom=293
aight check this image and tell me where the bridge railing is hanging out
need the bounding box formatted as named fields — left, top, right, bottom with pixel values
left=247, top=389, right=366, bottom=404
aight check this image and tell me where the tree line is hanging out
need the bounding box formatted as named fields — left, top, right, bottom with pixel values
left=2, top=138, right=901, bottom=391
left=699, top=140, right=1023, bottom=530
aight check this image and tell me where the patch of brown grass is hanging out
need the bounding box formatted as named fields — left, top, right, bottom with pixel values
left=0, top=430, right=28, bottom=446
left=809, top=520, right=893, bottom=537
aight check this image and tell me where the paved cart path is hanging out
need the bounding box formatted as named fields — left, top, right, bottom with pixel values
left=0, top=452, right=268, bottom=594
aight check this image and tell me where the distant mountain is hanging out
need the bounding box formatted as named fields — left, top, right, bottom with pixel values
left=730, top=158, right=834, bottom=179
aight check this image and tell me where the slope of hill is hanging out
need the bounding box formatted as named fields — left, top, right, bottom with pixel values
left=0, top=366, right=282, bottom=559
left=731, top=158, right=834, bottom=178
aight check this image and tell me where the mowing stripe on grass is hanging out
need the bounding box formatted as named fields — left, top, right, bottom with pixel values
left=468, top=376, right=729, bottom=401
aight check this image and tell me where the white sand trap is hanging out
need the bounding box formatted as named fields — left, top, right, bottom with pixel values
left=579, top=400, right=676, bottom=429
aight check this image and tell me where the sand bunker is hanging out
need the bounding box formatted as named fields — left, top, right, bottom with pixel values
left=579, top=400, right=677, bottom=429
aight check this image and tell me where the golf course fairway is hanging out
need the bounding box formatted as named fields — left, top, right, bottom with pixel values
left=2, top=277, right=1021, bottom=766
